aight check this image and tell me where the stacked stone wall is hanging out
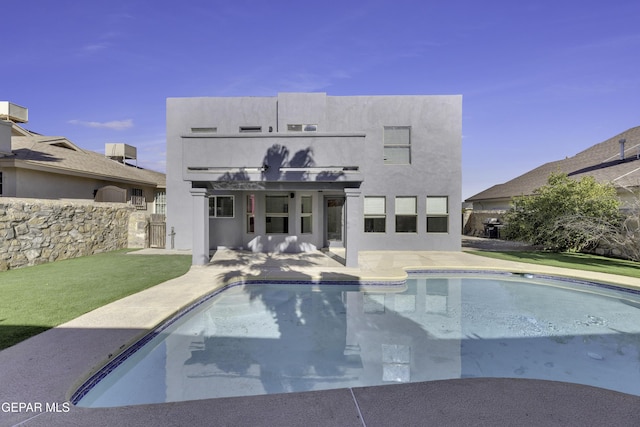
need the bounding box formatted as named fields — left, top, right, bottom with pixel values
left=0, top=198, right=136, bottom=270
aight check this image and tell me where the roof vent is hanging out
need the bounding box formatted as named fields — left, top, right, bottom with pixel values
left=105, top=143, right=137, bottom=166
left=619, top=138, right=626, bottom=160
left=0, top=102, right=28, bottom=123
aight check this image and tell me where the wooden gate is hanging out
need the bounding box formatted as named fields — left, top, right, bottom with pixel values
left=149, top=214, right=166, bottom=248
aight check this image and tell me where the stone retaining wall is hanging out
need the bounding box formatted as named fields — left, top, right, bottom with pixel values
left=0, top=198, right=136, bottom=270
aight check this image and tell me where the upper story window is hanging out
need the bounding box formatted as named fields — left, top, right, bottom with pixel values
left=384, top=126, right=411, bottom=165
left=287, top=124, right=318, bottom=132
left=191, top=127, right=217, bottom=133
left=209, top=195, right=234, bottom=218
left=239, top=126, right=262, bottom=133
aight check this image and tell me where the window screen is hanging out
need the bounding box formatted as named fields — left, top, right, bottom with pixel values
left=266, top=195, right=289, bottom=233
left=364, top=196, right=386, bottom=233
left=395, top=196, right=417, bottom=232
left=427, top=196, right=448, bottom=233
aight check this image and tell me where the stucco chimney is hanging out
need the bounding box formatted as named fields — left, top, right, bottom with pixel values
left=619, top=138, right=626, bottom=161
left=0, top=120, right=11, bottom=156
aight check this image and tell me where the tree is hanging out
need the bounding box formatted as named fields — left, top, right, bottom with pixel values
left=502, top=173, right=621, bottom=252
left=553, top=188, right=640, bottom=261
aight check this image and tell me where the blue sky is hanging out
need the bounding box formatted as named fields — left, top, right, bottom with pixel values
left=4, top=1, right=640, bottom=200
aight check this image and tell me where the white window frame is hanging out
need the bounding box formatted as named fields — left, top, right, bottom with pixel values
left=209, top=195, right=235, bottom=218
left=384, top=126, right=411, bottom=165
left=154, top=190, right=166, bottom=215
left=246, top=194, right=255, bottom=233
left=364, top=196, right=386, bottom=233
left=265, top=194, right=289, bottom=234
left=426, top=196, right=449, bottom=233
left=395, top=196, right=417, bottom=233
left=300, top=195, right=313, bottom=234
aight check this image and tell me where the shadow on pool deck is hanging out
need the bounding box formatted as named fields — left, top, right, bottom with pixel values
left=2, top=248, right=640, bottom=426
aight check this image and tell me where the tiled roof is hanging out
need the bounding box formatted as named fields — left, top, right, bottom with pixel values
left=5, top=135, right=165, bottom=188
left=466, top=126, right=640, bottom=202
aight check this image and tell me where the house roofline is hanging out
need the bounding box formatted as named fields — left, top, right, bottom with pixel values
left=0, top=158, right=162, bottom=188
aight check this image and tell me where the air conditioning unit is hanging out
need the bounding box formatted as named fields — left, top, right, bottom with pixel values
left=105, top=143, right=137, bottom=163
left=0, top=102, right=28, bottom=123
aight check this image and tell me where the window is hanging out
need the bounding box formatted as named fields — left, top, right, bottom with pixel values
left=266, top=195, right=289, bottom=233
left=364, top=196, right=386, bottom=232
left=384, top=126, right=411, bottom=165
left=301, top=196, right=312, bottom=234
left=209, top=196, right=234, bottom=218
left=191, top=127, right=217, bottom=133
left=154, top=191, right=166, bottom=215
left=395, top=196, right=417, bottom=233
left=239, top=126, right=262, bottom=133
left=287, top=124, right=318, bottom=132
left=426, top=196, right=448, bottom=233
left=246, top=194, right=255, bottom=233
left=0, top=171, right=3, bottom=195
left=130, top=188, right=145, bottom=209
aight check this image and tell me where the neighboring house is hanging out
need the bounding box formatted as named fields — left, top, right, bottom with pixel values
left=166, top=92, right=462, bottom=267
left=0, top=102, right=166, bottom=213
left=465, top=126, right=640, bottom=234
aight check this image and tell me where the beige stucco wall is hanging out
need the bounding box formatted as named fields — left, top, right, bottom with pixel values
left=0, top=166, right=160, bottom=212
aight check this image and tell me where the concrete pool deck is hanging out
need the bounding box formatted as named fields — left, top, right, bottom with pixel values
left=2, top=242, right=640, bottom=426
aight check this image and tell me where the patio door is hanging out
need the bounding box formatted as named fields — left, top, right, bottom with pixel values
left=325, top=197, right=345, bottom=247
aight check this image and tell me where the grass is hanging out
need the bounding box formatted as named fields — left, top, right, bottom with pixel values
left=0, top=249, right=191, bottom=350
left=469, top=250, right=640, bottom=279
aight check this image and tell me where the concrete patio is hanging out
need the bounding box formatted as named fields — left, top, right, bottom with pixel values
left=1, top=244, right=640, bottom=426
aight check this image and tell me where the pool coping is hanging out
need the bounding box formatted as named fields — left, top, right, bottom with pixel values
left=2, top=249, right=640, bottom=426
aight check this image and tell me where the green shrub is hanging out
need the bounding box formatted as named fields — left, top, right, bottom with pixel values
left=503, top=173, right=621, bottom=252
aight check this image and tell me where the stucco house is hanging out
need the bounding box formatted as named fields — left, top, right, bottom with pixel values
left=465, top=126, right=640, bottom=235
left=0, top=102, right=166, bottom=213
left=166, top=93, right=462, bottom=267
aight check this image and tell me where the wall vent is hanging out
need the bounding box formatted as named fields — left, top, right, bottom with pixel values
left=239, top=126, right=262, bottom=133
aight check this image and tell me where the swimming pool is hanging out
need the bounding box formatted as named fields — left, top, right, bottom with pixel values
left=73, top=272, right=640, bottom=407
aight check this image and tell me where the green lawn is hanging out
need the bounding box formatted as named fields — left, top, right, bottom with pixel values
left=0, top=250, right=191, bottom=350
left=469, top=250, right=640, bottom=279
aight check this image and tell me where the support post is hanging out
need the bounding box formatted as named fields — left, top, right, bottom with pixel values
left=344, top=188, right=362, bottom=268
left=190, top=188, right=210, bottom=265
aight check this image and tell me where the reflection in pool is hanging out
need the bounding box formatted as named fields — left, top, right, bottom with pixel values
left=73, top=273, right=640, bottom=407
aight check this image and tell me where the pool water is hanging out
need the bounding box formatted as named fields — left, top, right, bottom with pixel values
left=74, top=273, right=640, bottom=407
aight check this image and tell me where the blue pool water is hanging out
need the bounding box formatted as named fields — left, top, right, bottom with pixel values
left=73, top=273, right=640, bottom=407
